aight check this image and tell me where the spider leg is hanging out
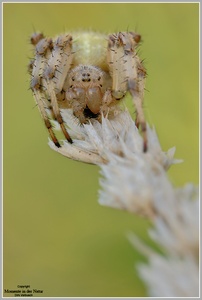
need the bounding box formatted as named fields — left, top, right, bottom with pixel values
left=30, top=35, right=61, bottom=147
left=107, top=32, right=147, bottom=152
left=34, top=90, right=61, bottom=147
left=43, top=34, right=73, bottom=143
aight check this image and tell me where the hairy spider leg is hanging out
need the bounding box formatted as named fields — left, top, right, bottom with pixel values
left=30, top=36, right=61, bottom=147
left=107, top=32, right=147, bottom=152
left=43, top=34, right=74, bottom=144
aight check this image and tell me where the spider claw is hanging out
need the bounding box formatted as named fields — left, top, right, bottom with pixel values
left=60, top=123, right=73, bottom=143
left=143, top=141, right=148, bottom=153
left=135, top=120, right=140, bottom=128
left=55, top=141, right=61, bottom=148
left=65, top=135, right=73, bottom=144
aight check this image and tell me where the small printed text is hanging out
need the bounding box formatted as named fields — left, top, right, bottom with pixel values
left=4, top=285, right=44, bottom=297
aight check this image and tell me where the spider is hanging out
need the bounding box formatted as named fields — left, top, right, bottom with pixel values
left=29, top=30, right=147, bottom=151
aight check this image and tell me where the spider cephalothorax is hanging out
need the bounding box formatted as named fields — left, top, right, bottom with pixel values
left=29, top=30, right=147, bottom=150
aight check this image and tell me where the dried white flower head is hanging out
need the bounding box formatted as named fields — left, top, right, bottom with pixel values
left=49, top=108, right=180, bottom=167
left=138, top=255, right=199, bottom=297
left=128, top=213, right=199, bottom=298
left=48, top=108, right=198, bottom=297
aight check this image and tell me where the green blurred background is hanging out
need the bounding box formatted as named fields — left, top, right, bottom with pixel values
left=3, top=3, right=199, bottom=297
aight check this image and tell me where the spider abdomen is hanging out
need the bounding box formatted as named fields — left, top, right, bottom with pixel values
left=72, top=31, right=108, bottom=71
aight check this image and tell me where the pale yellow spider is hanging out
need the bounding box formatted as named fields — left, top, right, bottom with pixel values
left=29, top=30, right=147, bottom=151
